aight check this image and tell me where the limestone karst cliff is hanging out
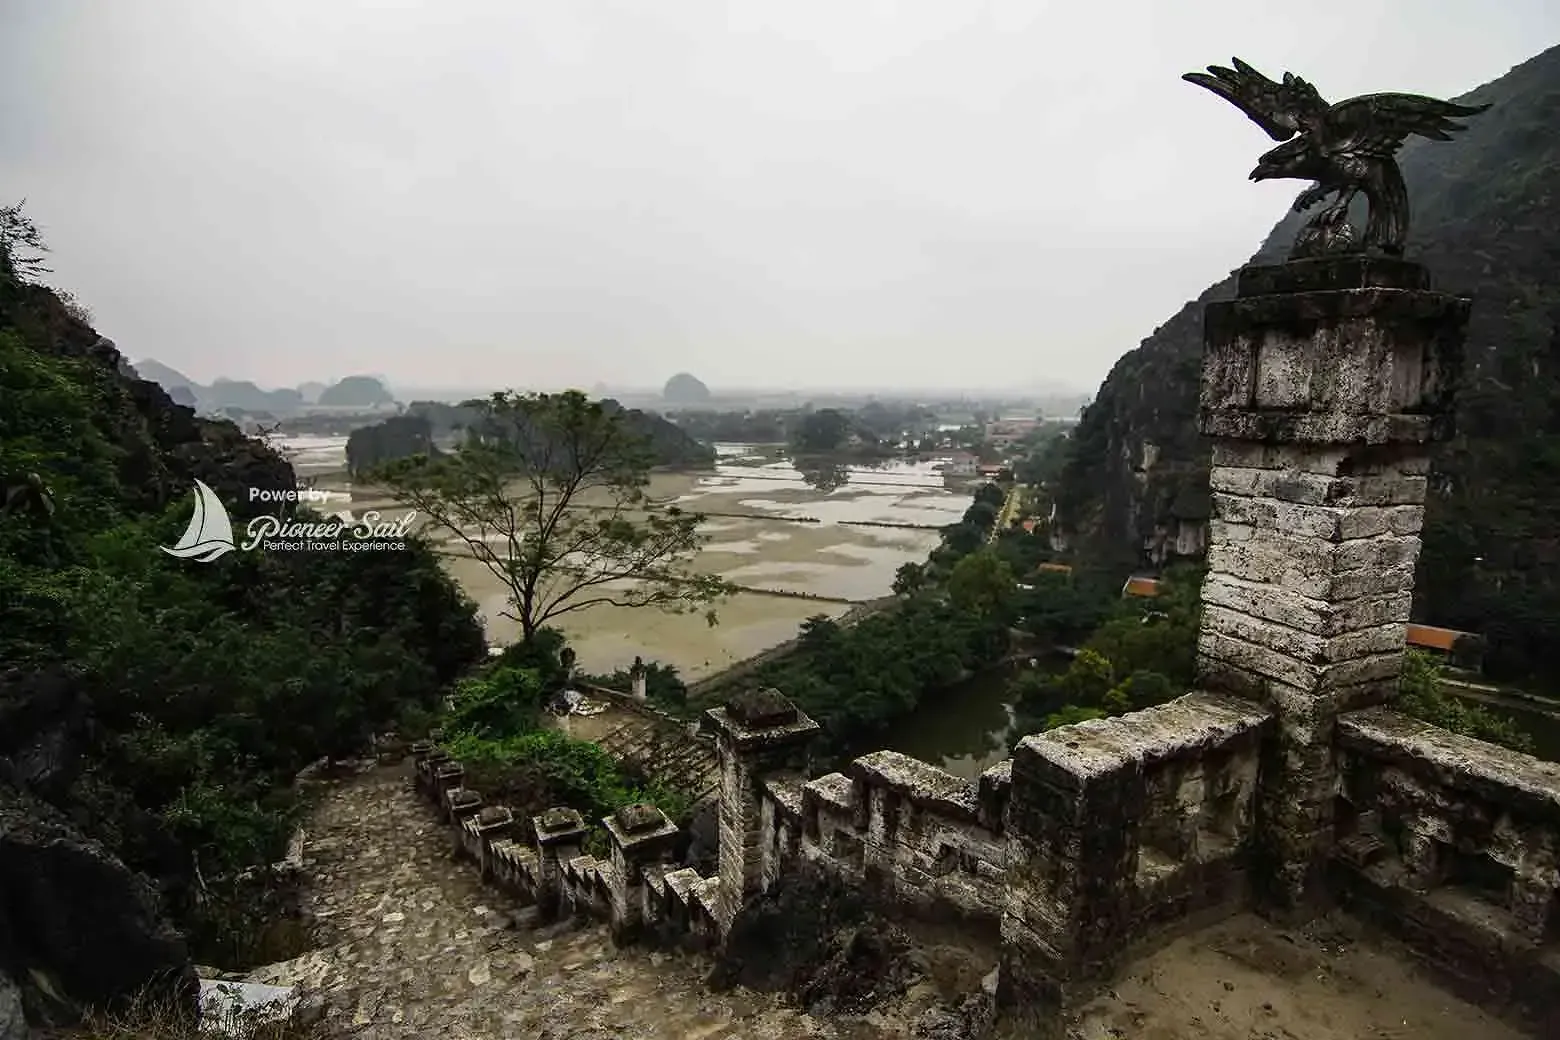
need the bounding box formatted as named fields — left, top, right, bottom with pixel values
left=1050, top=44, right=1560, bottom=686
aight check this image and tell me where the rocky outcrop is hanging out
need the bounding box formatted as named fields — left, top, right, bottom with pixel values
left=0, top=781, right=197, bottom=1027
left=0, top=278, right=297, bottom=521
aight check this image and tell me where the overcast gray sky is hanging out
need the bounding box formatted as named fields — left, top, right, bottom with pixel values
left=3, top=2, right=1555, bottom=393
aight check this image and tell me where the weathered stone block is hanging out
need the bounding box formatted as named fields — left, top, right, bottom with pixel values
left=1199, top=572, right=1411, bottom=638
left=1199, top=276, right=1466, bottom=446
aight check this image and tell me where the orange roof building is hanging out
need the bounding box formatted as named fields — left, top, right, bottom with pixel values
left=1405, top=623, right=1478, bottom=653
left=1121, top=576, right=1162, bottom=598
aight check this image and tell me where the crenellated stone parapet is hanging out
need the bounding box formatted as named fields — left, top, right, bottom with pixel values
left=408, top=745, right=723, bottom=951
left=1332, top=709, right=1560, bottom=1027
left=995, top=692, right=1272, bottom=1035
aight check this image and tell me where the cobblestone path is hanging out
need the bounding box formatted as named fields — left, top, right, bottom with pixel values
left=265, top=766, right=889, bottom=1040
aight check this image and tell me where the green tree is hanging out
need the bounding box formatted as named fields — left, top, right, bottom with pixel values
left=374, top=390, right=731, bottom=642
left=0, top=199, right=50, bottom=284
left=963, top=500, right=999, bottom=529
left=1396, top=649, right=1533, bottom=753
left=942, top=522, right=986, bottom=558
left=892, top=561, right=927, bottom=597
left=973, top=481, right=1006, bottom=509
left=946, top=549, right=1016, bottom=620
left=792, top=408, right=853, bottom=452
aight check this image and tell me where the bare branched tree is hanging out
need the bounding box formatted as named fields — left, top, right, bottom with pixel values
left=374, top=390, right=731, bottom=643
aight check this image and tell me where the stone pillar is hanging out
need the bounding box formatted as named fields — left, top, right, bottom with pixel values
left=415, top=747, right=450, bottom=797
left=629, top=656, right=648, bottom=701
left=603, top=803, right=681, bottom=942
left=705, top=688, right=820, bottom=933
left=532, top=807, right=588, bottom=921
left=431, top=761, right=465, bottom=810
left=1194, top=256, right=1467, bottom=916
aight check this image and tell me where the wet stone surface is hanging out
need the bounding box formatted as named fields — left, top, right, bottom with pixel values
left=278, top=766, right=902, bottom=1039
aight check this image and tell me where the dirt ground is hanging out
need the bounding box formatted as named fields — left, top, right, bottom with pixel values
left=1070, top=912, right=1525, bottom=1040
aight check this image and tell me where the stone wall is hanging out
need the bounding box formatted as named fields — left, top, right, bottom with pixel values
left=1333, top=708, right=1560, bottom=1027
left=998, top=691, right=1271, bottom=1025
left=790, top=751, right=1011, bottom=929
left=408, top=743, right=726, bottom=951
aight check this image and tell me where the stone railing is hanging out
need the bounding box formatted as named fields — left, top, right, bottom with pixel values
left=793, top=751, right=1012, bottom=929
left=1000, top=690, right=1273, bottom=1008
left=575, top=682, right=706, bottom=740
left=410, top=681, right=1558, bottom=1037
left=1333, top=707, right=1560, bottom=1016
left=409, top=742, right=724, bottom=949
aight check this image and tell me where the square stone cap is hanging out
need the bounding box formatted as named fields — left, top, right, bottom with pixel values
left=602, top=802, right=680, bottom=851
left=533, top=806, right=588, bottom=845
left=705, top=687, right=820, bottom=749
left=1237, top=256, right=1431, bottom=297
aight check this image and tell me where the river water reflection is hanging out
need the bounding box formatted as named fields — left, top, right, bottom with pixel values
left=872, top=660, right=1065, bottom=781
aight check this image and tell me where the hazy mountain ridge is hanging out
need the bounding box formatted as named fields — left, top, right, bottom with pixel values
left=1050, top=44, right=1560, bottom=685
left=129, top=359, right=395, bottom=417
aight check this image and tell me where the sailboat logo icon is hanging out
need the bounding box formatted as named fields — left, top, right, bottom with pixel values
left=161, top=479, right=238, bottom=562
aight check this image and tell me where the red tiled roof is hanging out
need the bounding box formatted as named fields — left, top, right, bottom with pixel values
left=1406, top=623, right=1477, bottom=652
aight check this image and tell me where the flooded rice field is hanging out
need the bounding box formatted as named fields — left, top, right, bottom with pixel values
left=280, top=437, right=971, bottom=679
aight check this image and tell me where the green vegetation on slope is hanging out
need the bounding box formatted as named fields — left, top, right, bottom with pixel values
left=429, top=630, right=694, bottom=852
left=1049, top=45, right=1560, bottom=690
left=0, top=210, right=488, bottom=965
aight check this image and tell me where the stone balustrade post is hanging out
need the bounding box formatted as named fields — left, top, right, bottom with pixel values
left=602, top=803, right=681, bottom=943
left=446, top=788, right=482, bottom=834
left=415, top=747, right=449, bottom=796
left=431, top=760, right=465, bottom=808
left=532, top=807, right=588, bottom=921
left=1193, top=256, right=1467, bottom=917
left=469, top=806, right=515, bottom=880
left=705, top=688, right=820, bottom=934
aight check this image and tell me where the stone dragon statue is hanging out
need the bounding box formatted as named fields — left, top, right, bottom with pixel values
left=1183, top=58, right=1490, bottom=259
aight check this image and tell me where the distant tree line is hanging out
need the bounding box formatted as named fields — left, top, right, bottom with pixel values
left=665, top=401, right=942, bottom=454
left=346, top=394, right=715, bottom=477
